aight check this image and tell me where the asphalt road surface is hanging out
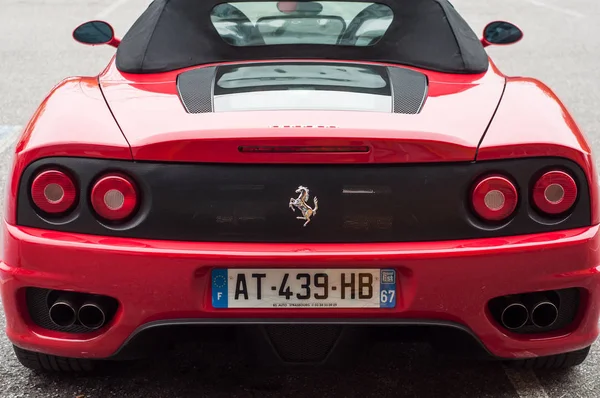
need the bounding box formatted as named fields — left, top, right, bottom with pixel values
left=1, top=0, right=600, bottom=396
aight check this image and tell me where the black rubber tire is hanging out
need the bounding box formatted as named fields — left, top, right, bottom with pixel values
left=13, top=345, right=96, bottom=373
left=505, top=346, right=591, bottom=370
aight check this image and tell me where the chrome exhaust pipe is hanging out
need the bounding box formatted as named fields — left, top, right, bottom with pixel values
left=500, top=302, right=529, bottom=330
left=531, top=301, right=559, bottom=328
left=77, top=302, right=107, bottom=330
left=48, top=298, right=77, bottom=328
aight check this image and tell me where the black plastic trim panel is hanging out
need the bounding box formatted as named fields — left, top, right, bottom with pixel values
left=16, top=157, right=592, bottom=243
left=108, top=318, right=495, bottom=361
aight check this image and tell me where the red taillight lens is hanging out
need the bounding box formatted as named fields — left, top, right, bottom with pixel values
left=471, top=175, right=518, bottom=221
left=31, top=170, right=77, bottom=214
left=533, top=171, right=578, bottom=215
left=91, top=174, right=138, bottom=221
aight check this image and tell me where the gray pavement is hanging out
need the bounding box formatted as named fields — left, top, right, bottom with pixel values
left=1, top=0, right=600, bottom=396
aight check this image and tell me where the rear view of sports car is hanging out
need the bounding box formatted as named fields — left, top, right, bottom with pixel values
left=2, top=0, right=599, bottom=373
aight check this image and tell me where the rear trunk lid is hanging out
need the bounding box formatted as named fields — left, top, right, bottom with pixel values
left=99, top=61, right=505, bottom=164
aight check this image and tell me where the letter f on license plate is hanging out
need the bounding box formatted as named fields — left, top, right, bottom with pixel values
left=211, top=269, right=397, bottom=309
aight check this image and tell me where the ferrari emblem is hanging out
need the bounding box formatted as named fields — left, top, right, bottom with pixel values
left=289, top=186, right=319, bottom=227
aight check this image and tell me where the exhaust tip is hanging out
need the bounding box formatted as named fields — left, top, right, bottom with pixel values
left=49, top=301, right=77, bottom=327
left=78, top=303, right=106, bottom=330
left=531, top=301, right=559, bottom=328
left=501, top=303, right=529, bottom=330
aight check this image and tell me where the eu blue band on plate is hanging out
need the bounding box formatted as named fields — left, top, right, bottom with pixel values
left=212, top=269, right=228, bottom=308
left=380, top=269, right=396, bottom=309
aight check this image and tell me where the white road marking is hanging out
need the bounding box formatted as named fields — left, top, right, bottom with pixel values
left=504, top=366, right=551, bottom=398
left=95, top=0, right=133, bottom=19
left=0, top=126, right=21, bottom=153
left=526, top=0, right=585, bottom=18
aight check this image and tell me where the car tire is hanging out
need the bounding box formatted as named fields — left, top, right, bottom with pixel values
left=505, top=346, right=591, bottom=370
left=13, top=345, right=96, bottom=373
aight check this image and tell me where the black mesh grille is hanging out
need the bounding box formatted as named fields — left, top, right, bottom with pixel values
left=387, top=66, right=428, bottom=114
left=265, top=325, right=342, bottom=363
left=177, top=66, right=216, bottom=113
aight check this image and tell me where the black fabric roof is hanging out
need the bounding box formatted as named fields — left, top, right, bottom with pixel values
left=115, top=0, right=489, bottom=75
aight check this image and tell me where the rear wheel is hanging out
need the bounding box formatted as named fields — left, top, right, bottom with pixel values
left=13, top=345, right=97, bottom=373
left=505, top=346, right=591, bottom=370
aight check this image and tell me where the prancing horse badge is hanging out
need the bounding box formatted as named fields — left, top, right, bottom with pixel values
left=289, top=186, right=318, bottom=227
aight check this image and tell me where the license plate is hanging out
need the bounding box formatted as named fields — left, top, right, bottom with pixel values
left=211, top=269, right=397, bottom=309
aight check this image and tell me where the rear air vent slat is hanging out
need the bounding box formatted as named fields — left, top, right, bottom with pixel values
left=387, top=67, right=428, bottom=114
left=177, top=67, right=216, bottom=113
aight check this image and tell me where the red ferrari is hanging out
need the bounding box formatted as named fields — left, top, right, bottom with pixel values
left=2, top=0, right=599, bottom=373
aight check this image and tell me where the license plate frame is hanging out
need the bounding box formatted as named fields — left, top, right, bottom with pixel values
left=211, top=268, right=397, bottom=309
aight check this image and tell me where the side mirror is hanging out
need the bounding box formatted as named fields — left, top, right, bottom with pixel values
left=481, top=21, right=523, bottom=47
left=73, top=21, right=120, bottom=48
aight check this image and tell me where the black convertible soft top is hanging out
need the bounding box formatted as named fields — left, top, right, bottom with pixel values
left=115, top=0, right=489, bottom=75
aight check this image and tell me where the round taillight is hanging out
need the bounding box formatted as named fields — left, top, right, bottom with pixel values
left=31, top=170, right=77, bottom=214
left=533, top=171, right=578, bottom=215
left=91, top=174, right=138, bottom=221
left=471, top=175, right=518, bottom=221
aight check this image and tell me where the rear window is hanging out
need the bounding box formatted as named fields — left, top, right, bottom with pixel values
left=211, top=62, right=394, bottom=113
left=210, top=1, right=394, bottom=47
left=215, top=63, right=389, bottom=94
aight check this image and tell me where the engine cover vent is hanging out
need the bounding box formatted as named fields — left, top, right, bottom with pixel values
left=177, top=63, right=428, bottom=114
left=177, top=66, right=216, bottom=113
left=387, top=66, right=428, bottom=114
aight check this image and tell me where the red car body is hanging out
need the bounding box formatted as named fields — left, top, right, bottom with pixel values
left=2, top=1, right=599, bottom=371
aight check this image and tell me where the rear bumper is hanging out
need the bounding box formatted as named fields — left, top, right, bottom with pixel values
left=2, top=223, right=600, bottom=360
